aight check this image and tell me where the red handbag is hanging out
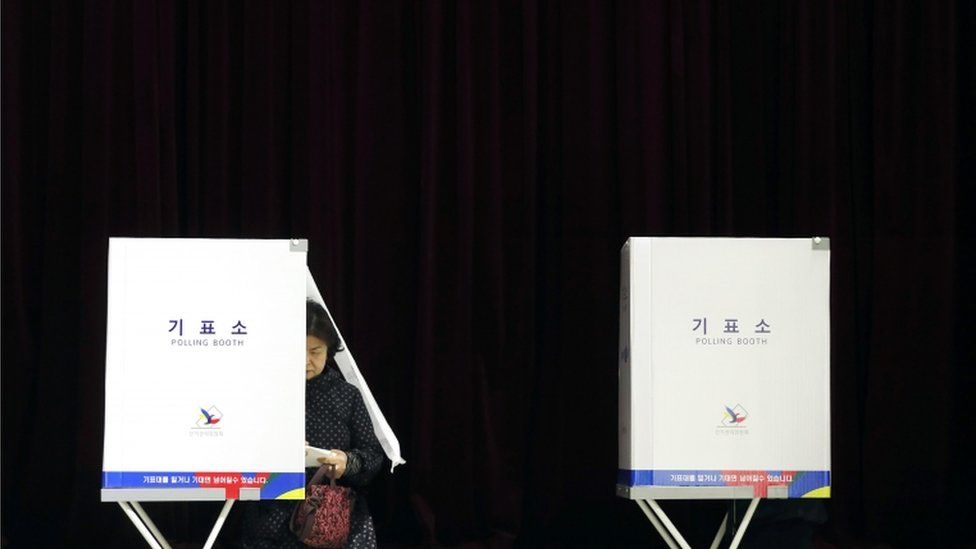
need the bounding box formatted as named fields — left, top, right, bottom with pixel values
left=290, top=464, right=355, bottom=548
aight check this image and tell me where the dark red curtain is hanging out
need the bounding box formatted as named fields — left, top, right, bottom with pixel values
left=3, top=1, right=973, bottom=547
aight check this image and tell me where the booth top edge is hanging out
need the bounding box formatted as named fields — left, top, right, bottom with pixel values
left=622, top=236, right=830, bottom=249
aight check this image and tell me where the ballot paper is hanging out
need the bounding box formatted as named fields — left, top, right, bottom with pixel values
left=305, top=446, right=336, bottom=468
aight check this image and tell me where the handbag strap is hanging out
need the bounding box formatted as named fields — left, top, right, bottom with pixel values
left=308, top=463, right=338, bottom=487
left=294, top=496, right=319, bottom=540
left=294, top=464, right=339, bottom=541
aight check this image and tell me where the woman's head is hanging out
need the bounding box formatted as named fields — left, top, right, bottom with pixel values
left=306, top=300, right=344, bottom=380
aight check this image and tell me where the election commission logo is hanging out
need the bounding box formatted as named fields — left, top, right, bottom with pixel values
left=716, top=404, right=749, bottom=436
left=191, top=406, right=225, bottom=437
left=720, top=404, right=747, bottom=426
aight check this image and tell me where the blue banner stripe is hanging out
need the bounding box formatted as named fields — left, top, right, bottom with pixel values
left=102, top=471, right=305, bottom=490
left=618, top=469, right=830, bottom=493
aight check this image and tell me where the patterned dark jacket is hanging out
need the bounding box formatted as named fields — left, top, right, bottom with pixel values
left=241, top=366, right=385, bottom=548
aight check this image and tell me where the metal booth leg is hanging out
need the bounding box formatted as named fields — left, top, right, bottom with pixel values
left=728, top=498, right=760, bottom=549
left=646, top=499, right=692, bottom=549
left=635, top=499, right=680, bottom=549
left=203, top=499, right=236, bottom=549
left=709, top=512, right=728, bottom=549
left=130, top=502, right=173, bottom=549
left=118, top=502, right=164, bottom=549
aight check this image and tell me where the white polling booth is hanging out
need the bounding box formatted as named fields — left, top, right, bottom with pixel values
left=101, top=238, right=403, bottom=548
left=617, top=237, right=830, bottom=549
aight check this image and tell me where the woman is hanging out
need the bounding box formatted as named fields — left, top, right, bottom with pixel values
left=242, top=300, right=385, bottom=548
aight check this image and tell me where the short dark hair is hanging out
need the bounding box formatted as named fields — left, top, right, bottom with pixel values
left=306, top=300, right=344, bottom=363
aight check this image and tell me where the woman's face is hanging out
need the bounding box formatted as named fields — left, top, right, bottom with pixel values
left=306, top=335, right=329, bottom=380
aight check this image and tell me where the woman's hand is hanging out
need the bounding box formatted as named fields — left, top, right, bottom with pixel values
left=317, top=449, right=348, bottom=478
